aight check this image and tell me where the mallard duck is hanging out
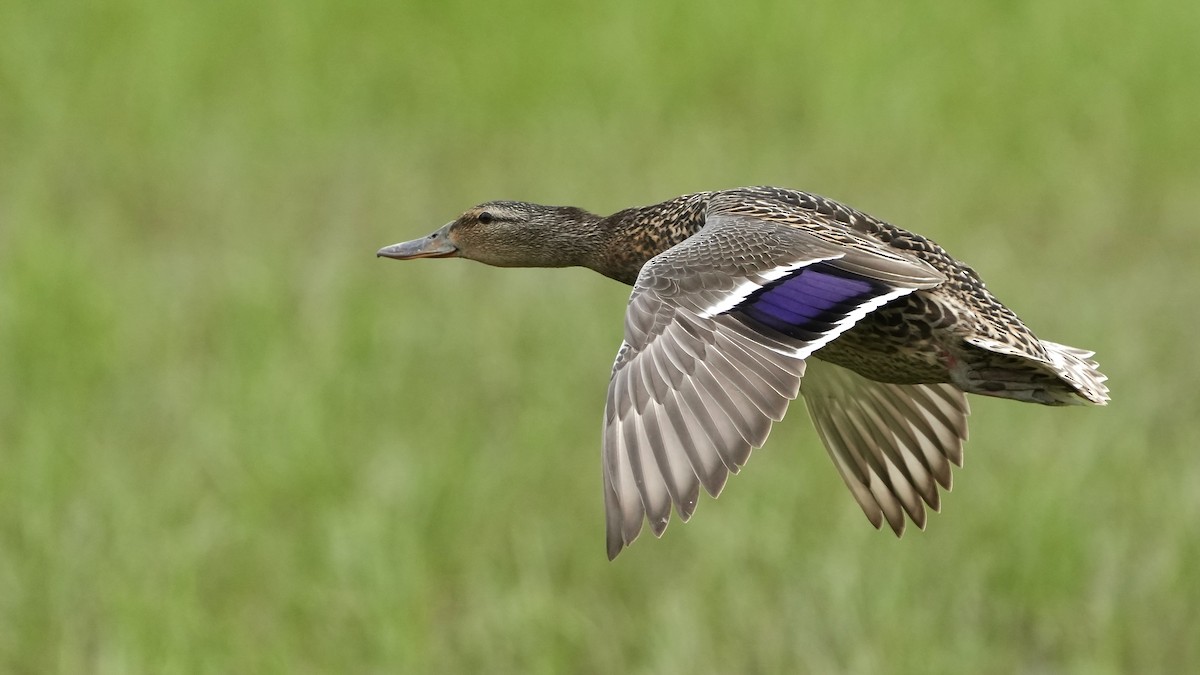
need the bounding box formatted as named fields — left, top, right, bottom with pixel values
left=379, top=186, right=1109, bottom=559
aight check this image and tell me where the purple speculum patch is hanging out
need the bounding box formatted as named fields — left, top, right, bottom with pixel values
left=730, top=263, right=884, bottom=340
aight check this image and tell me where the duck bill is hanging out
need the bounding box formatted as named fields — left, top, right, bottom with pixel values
left=377, top=222, right=458, bottom=259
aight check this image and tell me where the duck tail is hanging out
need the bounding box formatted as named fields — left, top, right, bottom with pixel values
left=959, top=336, right=1109, bottom=406
left=1039, top=340, right=1110, bottom=406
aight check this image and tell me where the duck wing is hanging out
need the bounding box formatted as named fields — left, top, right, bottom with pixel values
left=602, top=212, right=944, bottom=558
left=799, top=358, right=969, bottom=536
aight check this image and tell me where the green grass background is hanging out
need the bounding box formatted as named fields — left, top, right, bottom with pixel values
left=3, top=0, right=1199, bottom=672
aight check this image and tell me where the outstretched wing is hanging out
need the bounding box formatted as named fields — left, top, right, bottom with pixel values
left=602, top=212, right=945, bottom=559
left=800, top=357, right=969, bottom=536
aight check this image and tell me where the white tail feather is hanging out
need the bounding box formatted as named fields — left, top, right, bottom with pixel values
left=1040, top=340, right=1110, bottom=406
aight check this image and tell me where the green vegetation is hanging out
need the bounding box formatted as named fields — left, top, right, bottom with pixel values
left=2, top=0, right=1198, bottom=672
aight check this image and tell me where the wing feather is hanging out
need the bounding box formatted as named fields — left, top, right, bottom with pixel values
left=800, top=357, right=969, bottom=536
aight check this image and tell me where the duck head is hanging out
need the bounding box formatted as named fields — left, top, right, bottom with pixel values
left=378, top=201, right=604, bottom=270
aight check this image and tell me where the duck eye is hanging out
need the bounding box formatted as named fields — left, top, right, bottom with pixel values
left=478, top=211, right=494, bottom=224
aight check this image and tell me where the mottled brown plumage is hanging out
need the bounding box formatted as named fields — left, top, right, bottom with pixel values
left=379, top=186, right=1108, bottom=558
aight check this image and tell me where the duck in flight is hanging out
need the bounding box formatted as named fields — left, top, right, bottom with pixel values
left=378, top=186, right=1109, bottom=559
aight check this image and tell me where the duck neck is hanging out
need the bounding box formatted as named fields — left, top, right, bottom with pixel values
left=583, top=192, right=712, bottom=285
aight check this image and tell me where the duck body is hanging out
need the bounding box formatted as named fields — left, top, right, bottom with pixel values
left=379, top=186, right=1108, bottom=558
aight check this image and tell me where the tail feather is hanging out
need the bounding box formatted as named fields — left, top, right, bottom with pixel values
left=1040, top=340, right=1110, bottom=406
left=960, top=336, right=1109, bottom=406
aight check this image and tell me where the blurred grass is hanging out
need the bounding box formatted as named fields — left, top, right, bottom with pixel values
left=2, top=0, right=1199, bottom=672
